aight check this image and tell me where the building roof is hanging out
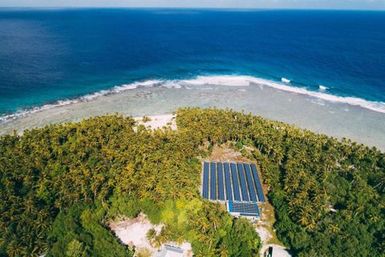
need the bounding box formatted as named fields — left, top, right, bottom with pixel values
left=156, top=245, right=184, bottom=257
left=264, top=245, right=292, bottom=257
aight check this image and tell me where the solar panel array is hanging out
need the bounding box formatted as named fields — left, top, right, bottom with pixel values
left=201, top=161, right=265, bottom=203
left=228, top=201, right=260, bottom=217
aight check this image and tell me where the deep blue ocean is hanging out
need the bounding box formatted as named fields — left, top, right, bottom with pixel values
left=0, top=9, right=385, bottom=116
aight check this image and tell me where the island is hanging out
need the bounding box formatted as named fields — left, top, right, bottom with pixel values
left=0, top=108, right=384, bottom=257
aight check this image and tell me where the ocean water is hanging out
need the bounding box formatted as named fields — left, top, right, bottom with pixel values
left=0, top=9, right=385, bottom=118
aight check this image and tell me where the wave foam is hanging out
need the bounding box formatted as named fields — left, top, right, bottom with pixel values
left=246, top=76, right=385, bottom=114
left=319, top=85, right=328, bottom=92
left=181, top=75, right=254, bottom=87
left=0, top=80, right=163, bottom=123
left=1, top=74, right=384, bottom=123
left=281, top=77, right=291, bottom=83
left=180, top=75, right=385, bottom=113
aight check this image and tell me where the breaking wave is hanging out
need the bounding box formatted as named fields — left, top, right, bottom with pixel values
left=281, top=77, right=291, bottom=83
left=0, top=80, right=162, bottom=123
left=319, top=85, right=328, bottom=92
left=1, top=74, right=385, bottom=123
left=183, top=75, right=385, bottom=114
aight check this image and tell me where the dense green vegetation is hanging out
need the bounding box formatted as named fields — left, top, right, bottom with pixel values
left=47, top=204, right=131, bottom=257
left=0, top=113, right=260, bottom=257
left=177, top=108, right=385, bottom=257
left=1, top=108, right=384, bottom=256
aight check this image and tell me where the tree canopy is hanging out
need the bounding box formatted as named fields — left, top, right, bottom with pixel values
left=1, top=108, right=384, bottom=256
left=0, top=111, right=260, bottom=257
left=177, top=108, right=385, bottom=257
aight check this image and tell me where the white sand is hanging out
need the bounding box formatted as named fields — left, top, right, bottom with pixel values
left=109, top=213, right=192, bottom=257
left=255, top=219, right=277, bottom=257
left=254, top=202, right=291, bottom=256
left=178, top=243, right=193, bottom=257
left=109, top=213, right=162, bottom=255
left=135, top=114, right=176, bottom=130
left=255, top=226, right=271, bottom=244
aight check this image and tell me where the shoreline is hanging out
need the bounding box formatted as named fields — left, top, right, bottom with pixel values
left=1, top=75, right=385, bottom=124
left=0, top=76, right=384, bottom=151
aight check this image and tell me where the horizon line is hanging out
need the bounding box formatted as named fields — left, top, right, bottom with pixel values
left=0, top=6, right=385, bottom=11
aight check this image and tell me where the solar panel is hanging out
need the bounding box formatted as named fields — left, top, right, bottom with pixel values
left=217, top=163, right=225, bottom=200
left=230, top=163, right=241, bottom=201
left=239, top=212, right=260, bottom=217
left=237, top=163, right=250, bottom=202
left=202, top=162, right=263, bottom=204
left=223, top=163, right=233, bottom=201
left=228, top=201, right=260, bottom=217
left=210, top=162, right=217, bottom=200
left=244, top=163, right=257, bottom=202
left=202, top=162, right=209, bottom=199
left=251, top=164, right=265, bottom=202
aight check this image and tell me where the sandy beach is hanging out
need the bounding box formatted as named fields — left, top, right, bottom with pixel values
left=0, top=78, right=384, bottom=151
